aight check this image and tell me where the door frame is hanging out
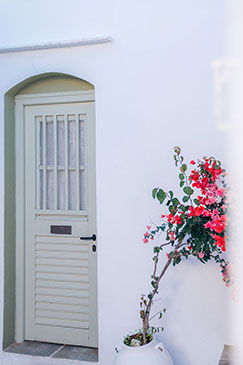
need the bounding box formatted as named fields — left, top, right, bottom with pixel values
left=15, top=90, right=96, bottom=343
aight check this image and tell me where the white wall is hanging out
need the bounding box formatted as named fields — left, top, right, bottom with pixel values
left=0, top=1, right=230, bottom=364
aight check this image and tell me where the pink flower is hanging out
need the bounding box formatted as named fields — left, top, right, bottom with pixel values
left=190, top=160, right=196, bottom=165
left=160, top=214, right=166, bottom=218
left=217, top=188, right=225, bottom=197
left=204, top=221, right=215, bottom=230
left=146, top=225, right=151, bottom=230
left=205, top=197, right=216, bottom=205
left=166, top=253, right=170, bottom=260
left=225, top=263, right=232, bottom=275
left=143, top=238, right=148, bottom=244
left=202, top=210, right=210, bottom=217
left=169, top=231, right=175, bottom=241
left=198, top=252, right=204, bottom=259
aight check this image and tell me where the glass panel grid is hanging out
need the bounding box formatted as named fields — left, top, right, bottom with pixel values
left=36, top=112, right=86, bottom=211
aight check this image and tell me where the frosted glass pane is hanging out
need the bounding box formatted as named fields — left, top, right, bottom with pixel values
left=57, top=119, right=65, bottom=166
left=57, top=171, right=65, bottom=210
left=68, top=170, right=76, bottom=210
left=47, top=170, right=54, bottom=210
left=68, top=115, right=76, bottom=166
left=46, top=118, right=54, bottom=165
left=80, top=171, right=85, bottom=210
left=79, top=118, right=85, bottom=166
left=40, top=120, right=43, bottom=166
left=39, top=169, right=43, bottom=209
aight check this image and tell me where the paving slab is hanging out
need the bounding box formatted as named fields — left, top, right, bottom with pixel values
left=53, top=345, right=98, bottom=362
left=5, top=341, right=62, bottom=357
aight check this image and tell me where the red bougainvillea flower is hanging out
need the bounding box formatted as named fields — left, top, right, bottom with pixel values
left=144, top=147, right=230, bottom=292
left=212, top=234, right=226, bottom=251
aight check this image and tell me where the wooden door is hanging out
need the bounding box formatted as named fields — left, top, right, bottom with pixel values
left=23, top=99, right=97, bottom=347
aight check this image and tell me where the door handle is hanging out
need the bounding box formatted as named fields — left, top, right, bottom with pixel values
left=80, top=234, right=96, bottom=241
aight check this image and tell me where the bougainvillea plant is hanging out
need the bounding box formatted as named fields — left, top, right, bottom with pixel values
left=126, top=147, right=231, bottom=347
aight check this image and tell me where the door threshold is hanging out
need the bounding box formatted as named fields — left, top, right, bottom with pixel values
left=4, top=340, right=98, bottom=362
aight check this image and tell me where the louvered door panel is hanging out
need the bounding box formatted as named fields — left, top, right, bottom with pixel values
left=24, top=100, right=97, bottom=347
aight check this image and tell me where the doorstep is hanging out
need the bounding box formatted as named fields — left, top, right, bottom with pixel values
left=4, top=341, right=98, bottom=362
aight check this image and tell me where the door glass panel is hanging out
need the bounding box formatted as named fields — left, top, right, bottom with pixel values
left=68, top=114, right=76, bottom=166
left=46, top=116, right=54, bottom=166
left=57, top=116, right=65, bottom=166
left=80, top=170, right=85, bottom=210
left=79, top=118, right=85, bottom=166
left=40, top=120, right=43, bottom=166
left=39, top=169, right=43, bottom=209
left=68, top=170, right=76, bottom=210
left=47, top=170, right=54, bottom=210
left=57, top=170, right=65, bottom=210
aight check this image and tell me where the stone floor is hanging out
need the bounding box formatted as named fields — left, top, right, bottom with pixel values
left=5, top=341, right=98, bottom=362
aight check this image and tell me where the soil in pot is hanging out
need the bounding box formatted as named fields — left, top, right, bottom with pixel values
left=124, top=333, right=153, bottom=347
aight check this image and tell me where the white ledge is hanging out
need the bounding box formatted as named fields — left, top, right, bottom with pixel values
left=0, top=35, right=112, bottom=53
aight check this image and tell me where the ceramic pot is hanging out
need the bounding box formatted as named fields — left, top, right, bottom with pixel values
left=114, top=338, right=174, bottom=365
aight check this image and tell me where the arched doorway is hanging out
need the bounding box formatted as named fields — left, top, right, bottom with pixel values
left=4, top=73, right=98, bottom=349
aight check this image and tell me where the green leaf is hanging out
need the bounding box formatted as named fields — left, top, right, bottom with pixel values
left=148, top=294, right=152, bottom=300
left=183, top=186, right=194, bottom=195
left=172, top=198, right=179, bottom=206
left=169, top=205, right=176, bottom=214
left=151, top=281, right=156, bottom=289
left=156, top=189, right=166, bottom=204
left=168, top=191, right=174, bottom=198
left=180, top=180, right=185, bottom=187
left=194, top=198, right=200, bottom=206
left=180, top=205, right=186, bottom=212
left=179, top=173, right=184, bottom=180
left=185, top=223, right=191, bottom=234
left=182, top=196, right=190, bottom=203
left=180, top=164, right=187, bottom=172
left=196, top=240, right=202, bottom=252
left=152, top=188, right=158, bottom=199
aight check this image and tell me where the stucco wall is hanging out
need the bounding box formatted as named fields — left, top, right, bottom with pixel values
left=0, top=1, right=230, bottom=364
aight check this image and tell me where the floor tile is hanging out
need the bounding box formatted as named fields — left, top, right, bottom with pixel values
left=53, top=345, right=98, bottom=362
left=5, top=341, right=62, bottom=357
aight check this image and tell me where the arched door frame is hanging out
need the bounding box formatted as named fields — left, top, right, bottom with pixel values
left=3, top=73, right=96, bottom=348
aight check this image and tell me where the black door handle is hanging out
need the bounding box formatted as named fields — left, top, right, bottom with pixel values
left=80, top=234, right=96, bottom=241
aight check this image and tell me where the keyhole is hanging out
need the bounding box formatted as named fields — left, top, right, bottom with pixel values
left=92, top=245, right=96, bottom=252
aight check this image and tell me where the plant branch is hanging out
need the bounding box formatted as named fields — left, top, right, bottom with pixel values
left=145, top=235, right=186, bottom=325
left=149, top=309, right=165, bottom=322
left=178, top=155, right=194, bottom=206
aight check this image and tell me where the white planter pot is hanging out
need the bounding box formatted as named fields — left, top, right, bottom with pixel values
left=114, top=338, right=174, bottom=365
